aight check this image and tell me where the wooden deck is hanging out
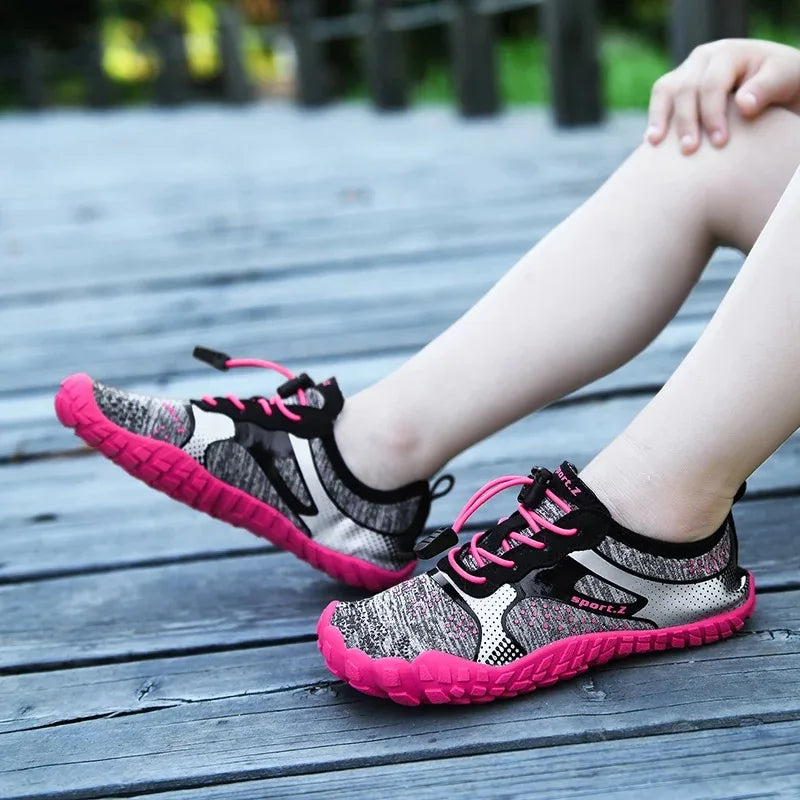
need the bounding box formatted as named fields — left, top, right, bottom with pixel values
left=1, top=104, right=799, bottom=799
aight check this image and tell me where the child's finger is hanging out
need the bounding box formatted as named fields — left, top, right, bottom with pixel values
left=736, top=58, right=798, bottom=115
left=672, top=80, right=702, bottom=154
left=645, top=76, right=675, bottom=144
left=698, top=55, right=738, bottom=147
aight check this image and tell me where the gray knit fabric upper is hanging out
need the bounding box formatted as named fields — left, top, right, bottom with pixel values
left=596, top=522, right=733, bottom=581
left=203, top=440, right=306, bottom=529
left=573, top=574, right=638, bottom=605
left=309, top=438, right=423, bottom=534
left=331, top=573, right=479, bottom=661
left=93, top=382, right=192, bottom=446
left=505, top=597, right=652, bottom=653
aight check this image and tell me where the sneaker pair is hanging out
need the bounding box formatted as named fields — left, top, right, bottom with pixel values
left=55, top=348, right=755, bottom=706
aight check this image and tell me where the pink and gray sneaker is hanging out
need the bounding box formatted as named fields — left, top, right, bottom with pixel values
left=317, top=462, right=755, bottom=705
left=54, top=347, right=447, bottom=591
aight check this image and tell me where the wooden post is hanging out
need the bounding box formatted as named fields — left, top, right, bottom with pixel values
left=85, top=27, right=114, bottom=109
left=19, top=41, right=47, bottom=110
left=670, top=0, right=749, bottom=65
left=218, top=3, right=254, bottom=104
left=153, top=18, right=190, bottom=106
left=544, top=0, right=603, bottom=127
left=283, top=0, right=328, bottom=107
left=449, top=0, right=500, bottom=117
left=363, top=0, right=408, bottom=111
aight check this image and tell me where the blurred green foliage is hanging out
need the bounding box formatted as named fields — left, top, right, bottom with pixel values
left=411, top=5, right=800, bottom=109
left=2, top=0, right=800, bottom=110
left=413, top=32, right=672, bottom=109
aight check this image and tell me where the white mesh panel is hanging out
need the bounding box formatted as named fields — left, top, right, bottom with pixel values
left=183, top=405, right=236, bottom=462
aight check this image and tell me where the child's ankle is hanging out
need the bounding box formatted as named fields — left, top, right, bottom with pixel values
left=334, top=396, right=431, bottom=491
left=580, top=439, right=734, bottom=544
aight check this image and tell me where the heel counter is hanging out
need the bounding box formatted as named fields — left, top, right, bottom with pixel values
left=725, top=512, right=741, bottom=570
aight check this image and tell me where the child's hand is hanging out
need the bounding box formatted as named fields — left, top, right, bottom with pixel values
left=645, top=39, right=800, bottom=154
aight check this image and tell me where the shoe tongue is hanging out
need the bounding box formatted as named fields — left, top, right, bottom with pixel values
left=285, top=377, right=344, bottom=417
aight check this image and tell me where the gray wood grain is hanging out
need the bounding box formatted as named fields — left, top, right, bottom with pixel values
left=0, top=302, right=732, bottom=461
left=127, top=720, right=800, bottom=800
left=1, top=107, right=643, bottom=294
left=1, top=590, right=798, bottom=799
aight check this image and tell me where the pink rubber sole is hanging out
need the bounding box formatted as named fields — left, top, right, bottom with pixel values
left=317, top=576, right=757, bottom=706
left=54, top=373, right=415, bottom=592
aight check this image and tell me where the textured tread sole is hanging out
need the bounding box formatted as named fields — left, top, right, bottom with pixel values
left=316, top=576, right=757, bottom=706
left=54, top=373, right=415, bottom=592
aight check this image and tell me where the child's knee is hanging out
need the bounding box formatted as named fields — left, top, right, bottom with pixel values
left=703, top=101, right=800, bottom=249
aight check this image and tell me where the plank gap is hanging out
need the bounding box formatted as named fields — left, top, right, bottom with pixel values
left=0, top=634, right=318, bottom=678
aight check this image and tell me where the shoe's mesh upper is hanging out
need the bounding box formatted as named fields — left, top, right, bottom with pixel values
left=596, top=522, right=732, bottom=581
left=310, top=438, right=423, bottom=534
left=311, top=516, right=413, bottom=571
left=93, top=383, right=192, bottom=447
left=331, top=573, right=480, bottom=660
left=203, top=440, right=306, bottom=529
left=572, top=574, right=638, bottom=604
left=505, top=597, right=653, bottom=653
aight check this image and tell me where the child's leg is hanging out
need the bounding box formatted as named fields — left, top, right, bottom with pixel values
left=337, top=105, right=800, bottom=489
left=582, top=108, right=800, bottom=543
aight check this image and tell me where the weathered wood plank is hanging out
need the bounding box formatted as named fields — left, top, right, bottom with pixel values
left=0, top=110, right=619, bottom=214
left=0, top=550, right=355, bottom=671
left=0, top=641, right=321, bottom=736
left=0, top=487, right=797, bottom=670
left=0, top=107, right=646, bottom=295
left=0, top=185, right=590, bottom=301
left=1, top=590, right=798, bottom=798
left=132, top=721, right=800, bottom=800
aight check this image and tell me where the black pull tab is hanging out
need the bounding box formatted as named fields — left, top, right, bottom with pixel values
left=429, top=474, right=455, bottom=501
left=277, top=373, right=315, bottom=399
left=414, top=526, right=459, bottom=560
left=193, top=346, right=231, bottom=371
left=517, top=467, right=552, bottom=509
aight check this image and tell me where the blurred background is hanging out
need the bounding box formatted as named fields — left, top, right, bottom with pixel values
left=1, top=1, right=799, bottom=118
left=4, top=0, right=800, bottom=462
